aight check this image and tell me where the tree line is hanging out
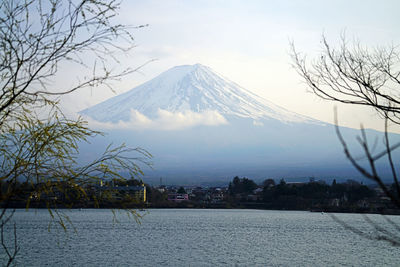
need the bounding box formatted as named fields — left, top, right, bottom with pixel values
left=227, top=176, right=397, bottom=213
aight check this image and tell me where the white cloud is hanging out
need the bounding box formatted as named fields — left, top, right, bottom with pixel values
left=253, top=120, right=264, bottom=127
left=84, top=109, right=228, bottom=130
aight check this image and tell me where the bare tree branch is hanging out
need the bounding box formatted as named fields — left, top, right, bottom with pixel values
left=291, top=34, right=400, bottom=246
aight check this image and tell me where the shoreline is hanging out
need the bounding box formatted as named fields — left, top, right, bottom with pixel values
left=5, top=204, right=400, bottom=216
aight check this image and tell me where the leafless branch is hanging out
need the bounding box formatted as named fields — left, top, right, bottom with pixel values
left=1, top=220, right=19, bottom=266
left=330, top=213, right=400, bottom=246
left=292, top=34, right=400, bottom=246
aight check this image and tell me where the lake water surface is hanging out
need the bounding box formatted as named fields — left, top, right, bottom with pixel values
left=2, top=209, right=399, bottom=266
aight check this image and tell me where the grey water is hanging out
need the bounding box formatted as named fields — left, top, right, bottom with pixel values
left=1, top=209, right=399, bottom=266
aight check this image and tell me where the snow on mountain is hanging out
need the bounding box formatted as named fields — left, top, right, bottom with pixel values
left=77, top=64, right=400, bottom=182
left=80, top=64, right=319, bottom=126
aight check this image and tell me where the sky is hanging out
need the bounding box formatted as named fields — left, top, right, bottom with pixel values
left=61, top=0, right=400, bottom=132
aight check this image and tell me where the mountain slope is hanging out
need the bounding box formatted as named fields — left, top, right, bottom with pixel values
left=80, top=64, right=319, bottom=125
left=78, top=64, right=400, bottom=185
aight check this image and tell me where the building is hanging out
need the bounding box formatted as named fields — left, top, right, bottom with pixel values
left=167, top=193, right=189, bottom=202
left=98, top=183, right=147, bottom=202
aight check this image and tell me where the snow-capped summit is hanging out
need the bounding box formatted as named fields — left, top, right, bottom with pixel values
left=80, top=64, right=316, bottom=124
left=77, top=64, right=397, bottom=182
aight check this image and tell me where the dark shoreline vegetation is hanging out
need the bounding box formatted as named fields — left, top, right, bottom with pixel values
left=2, top=176, right=399, bottom=215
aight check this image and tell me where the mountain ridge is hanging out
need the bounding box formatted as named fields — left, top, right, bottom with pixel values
left=75, top=64, right=400, bottom=183
left=80, top=64, right=322, bottom=126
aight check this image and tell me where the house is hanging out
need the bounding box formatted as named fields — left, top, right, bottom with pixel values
left=168, top=193, right=189, bottom=201
left=98, top=183, right=147, bottom=202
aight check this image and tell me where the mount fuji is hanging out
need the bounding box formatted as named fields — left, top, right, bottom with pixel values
left=80, top=64, right=320, bottom=127
left=79, top=64, right=396, bottom=185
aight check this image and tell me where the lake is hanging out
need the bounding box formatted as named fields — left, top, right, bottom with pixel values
left=1, top=209, right=399, bottom=266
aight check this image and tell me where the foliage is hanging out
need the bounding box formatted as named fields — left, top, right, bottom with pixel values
left=228, top=176, right=257, bottom=195
left=0, top=0, right=151, bottom=265
left=146, top=186, right=167, bottom=205
left=262, top=178, right=275, bottom=188
left=177, top=187, right=186, bottom=194
left=262, top=179, right=375, bottom=209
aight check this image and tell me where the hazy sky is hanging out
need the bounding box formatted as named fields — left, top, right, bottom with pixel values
left=62, top=0, right=400, bottom=131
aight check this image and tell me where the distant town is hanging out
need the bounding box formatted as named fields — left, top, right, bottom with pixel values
left=2, top=176, right=398, bottom=214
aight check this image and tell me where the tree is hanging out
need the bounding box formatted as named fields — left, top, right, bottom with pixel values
left=262, top=178, right=275, bottom=188
left=0, top=0, right=151, bottom=265
left=177, top=187, right=186, bottom=194
left=228, top=176, right=257, bottom=195
left=291, top=34, right=400, bottom=246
